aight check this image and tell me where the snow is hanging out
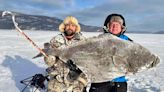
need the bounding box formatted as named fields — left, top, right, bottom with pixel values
left=0, top=30, right=164, bottom=92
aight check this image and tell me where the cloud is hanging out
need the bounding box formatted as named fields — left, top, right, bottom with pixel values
left=29, top=0, right=75, bottom=8
left=0, top=0, right=76, bottom=15
left=0, top=0, right=164, bottom=32
left=56, top=0, right=164, bottom=32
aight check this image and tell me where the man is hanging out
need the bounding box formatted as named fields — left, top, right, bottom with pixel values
left=45, top=16, right=87, bottom=92
left=50, top=16, right=85, bottom=48
left=89, top=14, right=133, bottom=92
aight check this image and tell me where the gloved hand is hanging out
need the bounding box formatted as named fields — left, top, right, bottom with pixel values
left=44, top=55, right=56, bottom=67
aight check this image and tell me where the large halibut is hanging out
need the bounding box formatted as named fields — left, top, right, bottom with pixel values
left=47, top=34, right=160, bottom=82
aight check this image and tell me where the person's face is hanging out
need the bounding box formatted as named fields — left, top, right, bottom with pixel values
left=108, top=21, right=122, bottom=35
left=64, top=23, right=77, bottom=36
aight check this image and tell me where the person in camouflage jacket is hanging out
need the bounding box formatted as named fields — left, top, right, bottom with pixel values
left=44, top=16, right=88, bottom=92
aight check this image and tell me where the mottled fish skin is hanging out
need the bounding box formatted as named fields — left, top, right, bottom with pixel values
left=47, top=34, right=160, bottom=82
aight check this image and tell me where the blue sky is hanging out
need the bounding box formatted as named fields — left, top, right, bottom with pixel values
left=1, top=0, right=164, bottom=32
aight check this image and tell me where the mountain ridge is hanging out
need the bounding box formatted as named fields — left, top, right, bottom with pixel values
left=0, top=11, right=101, bottom=32
left=0, top=11, right=163, bottom=34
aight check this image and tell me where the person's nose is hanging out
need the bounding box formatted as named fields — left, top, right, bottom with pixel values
left=69, top=25, right=74, bottom=29
left=113, top=23, right=119, bottom=28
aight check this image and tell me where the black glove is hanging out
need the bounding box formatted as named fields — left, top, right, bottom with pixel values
left=66, top=59, right=82, bottom=81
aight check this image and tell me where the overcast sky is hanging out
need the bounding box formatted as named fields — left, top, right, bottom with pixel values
left=1, top=0, right=164, bottom=32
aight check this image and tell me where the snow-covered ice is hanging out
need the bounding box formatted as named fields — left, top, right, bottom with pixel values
left=0, top=30, right=163, bottom=92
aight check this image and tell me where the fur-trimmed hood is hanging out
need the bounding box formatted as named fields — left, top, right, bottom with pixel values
left=59, top=16, right=81, bottom=33
left=103, top=14, right=126, bottom=34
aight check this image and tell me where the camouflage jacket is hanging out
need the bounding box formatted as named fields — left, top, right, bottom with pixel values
left=50, top=32, right=85, bottom=48
left=45, top=33, right=88, bottom=92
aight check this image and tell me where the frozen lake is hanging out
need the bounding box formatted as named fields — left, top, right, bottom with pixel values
left=0, top=30, right=164, bottom=92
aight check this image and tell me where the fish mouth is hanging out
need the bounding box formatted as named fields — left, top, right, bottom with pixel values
left=148, top=55, right=160, bottom=68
